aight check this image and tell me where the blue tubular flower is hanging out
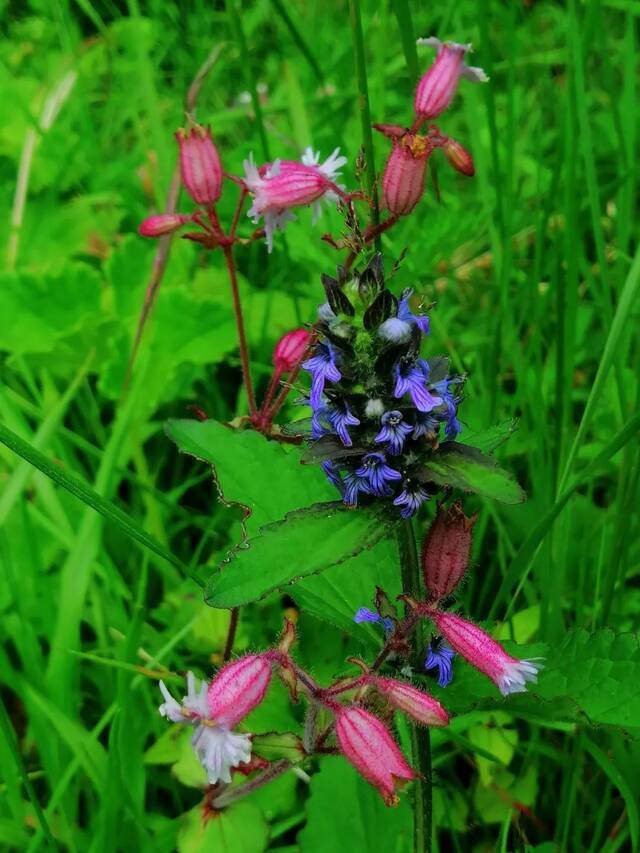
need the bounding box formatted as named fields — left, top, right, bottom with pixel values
left=433, top=379, right=462, bottom=438
left=327, top=401, right=361, bottom=447
left=302, top=343, right=341, bottom=408
left=354, top=607, right=394, bottom=634
left=393, top=359, right=443, bottom=413
left=393, top=483, right=430, bottom=518
left=375, top=410, right=413, bottom=455
left=424, top=639, right=455, bottom=687
left=413, top=411, right=439, bottom=439
left=343, top=471, right=373, bottom=506
left=356, top=452, right=402, bottom=496
left=322, top=460, right=344, bottom=494
left=397, top=291, right=430, bottom=335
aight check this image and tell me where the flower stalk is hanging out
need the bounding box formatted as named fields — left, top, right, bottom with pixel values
left=397, top=517, right=432, bottom=853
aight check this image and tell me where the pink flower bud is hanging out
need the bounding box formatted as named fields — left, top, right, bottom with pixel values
left=381, top=133, right=432, bottom=216
left=334, top=705, right=416, bottom=805
left=273, top=328, right=311, bottom=373
left=415, top=37, right=488, bottom=120
left=428, top=610, right=542, bottom=696
left=207, top=654, right=272, bottom=727
left=138, top=214, right=192, bottom=237
left=442, top=138, right=475, bottom=176
left=175, top=124, right=223, bottom=206
left=421, top=502, right=476, bottom=601
left=367, top=677, right=449, bottom=727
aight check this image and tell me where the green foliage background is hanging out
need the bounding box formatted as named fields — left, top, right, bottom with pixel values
left=0, top=0, right=639, bottom=850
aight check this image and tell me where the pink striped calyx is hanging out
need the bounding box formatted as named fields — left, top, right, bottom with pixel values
left=366, top=676, right=449, bottom=727
left=427, top=609, right=542, bottom=696
left=421, top=502, right=476, bottom=601
left=175, top=123, right=223, bottom=206
left=334, top=705, right=416, bottom=806
left=273, top=328, right=311, bottom=373
left=414, top=37, right=488, bottom=121
left=442, top=137, right=475, bottom=176
left=376, top=129, right=433, bottom=217
left=207, top=654, right=273, bottom=727
left=138, top=213, right=192, bottom=238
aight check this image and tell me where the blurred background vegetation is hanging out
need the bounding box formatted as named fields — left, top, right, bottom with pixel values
left=0, top=0, right=639, bottom=850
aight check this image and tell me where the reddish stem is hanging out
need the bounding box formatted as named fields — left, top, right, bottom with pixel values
left=222, top=607, right=240, bottom=662
left=229, top=187, right=248, bottom=239
left=344, top=214, right=400, bottom=271
left=221, top=244, right=258, bottom=416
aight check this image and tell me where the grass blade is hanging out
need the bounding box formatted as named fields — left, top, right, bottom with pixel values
left=0, top=422, right=200, bottom=587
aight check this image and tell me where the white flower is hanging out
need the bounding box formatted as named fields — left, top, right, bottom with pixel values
left=191, top=724, right=252, bottom=784
left=497, top=659, right=542, bottom=697
left=158, top=672, right=252, bottom=784
left=365, top=398, right=386, bottom=418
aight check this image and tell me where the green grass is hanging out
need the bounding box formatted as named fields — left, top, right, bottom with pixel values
left=1, top=0, right=639, bottom=850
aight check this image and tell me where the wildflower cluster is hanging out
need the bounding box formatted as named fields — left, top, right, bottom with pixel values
left=300, top=253, right=463, bottom=517
left=354, top=503, right=542, bottom=696
left=158, top=621, right=448, bottom=807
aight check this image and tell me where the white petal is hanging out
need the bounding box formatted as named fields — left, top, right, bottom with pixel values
left=497, top=659, right=542, bottom=696
left=461, top=64, right=489, bottom=83
left=318, top=147, right=347, bottom=180
left=301, top=146, right=320, bottom=166
left=416, top=36, right=442, bottom=50
left=191, top=725, right=252, bottom=785
left=242, top=154, right=261, bottom=190
left=266, top=158, right=281, bottom=178
left=158, top=681, right=185, bottom=723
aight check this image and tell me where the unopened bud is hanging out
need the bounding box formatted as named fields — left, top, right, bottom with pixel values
left=421, top=502, right=476, bottom=600
left=207, top=654, right=272, bottom=727
left=273, top=328, right=311, bottom=373
left=367, top=676, right=449, bottom=727
left=415, top=38, right=488, bottom=121
left=176, top=124, right=223, bottom=206
left=334, top=705, right=415, bottom=805
left=442, top=138, right=475, bottom=176
left=138, top=213, right=191, bottom=237
left=381, top=134, right=432, bottom=217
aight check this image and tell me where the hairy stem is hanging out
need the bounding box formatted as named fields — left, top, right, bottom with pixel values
left=396, top=518, right=432, bottom=853
left=222, top=244, right=257, bottom=416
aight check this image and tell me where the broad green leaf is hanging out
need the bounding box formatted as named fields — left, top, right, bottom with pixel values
left=205, top=502, right=391, bottom=608
left=461, top=419, right=519, bottom=455
left=297, top=756, right=412, bottom=853
left=165, top=418, right=335, bottom=538
left=177, top=801, right=268, bottom=853
left=473, top=765, right=537, bottom=824
left=420, top=442, right=526, bottom=504
left=293, top=535, right=401, bottom=641
left=0, top=266, right=101, bottom=355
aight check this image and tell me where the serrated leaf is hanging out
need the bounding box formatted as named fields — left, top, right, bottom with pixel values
left=165, top=418, right=335, bottom=539
left=461, top=419, right=519, bottom=454
left=419, top=442, right=526, bottom=504
left=205, top=503, right=391, bottom=608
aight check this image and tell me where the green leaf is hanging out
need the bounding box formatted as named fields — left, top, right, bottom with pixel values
left=165, top=418, right=335, bottom=538
left=0, top=266, right=101, bottom=355
left=461, top=419, right=519, bottom=455
left=177, top=801, right=268, bottom=853
left=297, top=756, right=412, bottom=853
left=205, top=502, right=391, bottom=608
left=251, top=732, right=306, bottom=764
left=293, top=535, right=401, bottom=641
left=0, top=421, right=197, bottom=585
left=419, top=442, right=526, bottom=504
